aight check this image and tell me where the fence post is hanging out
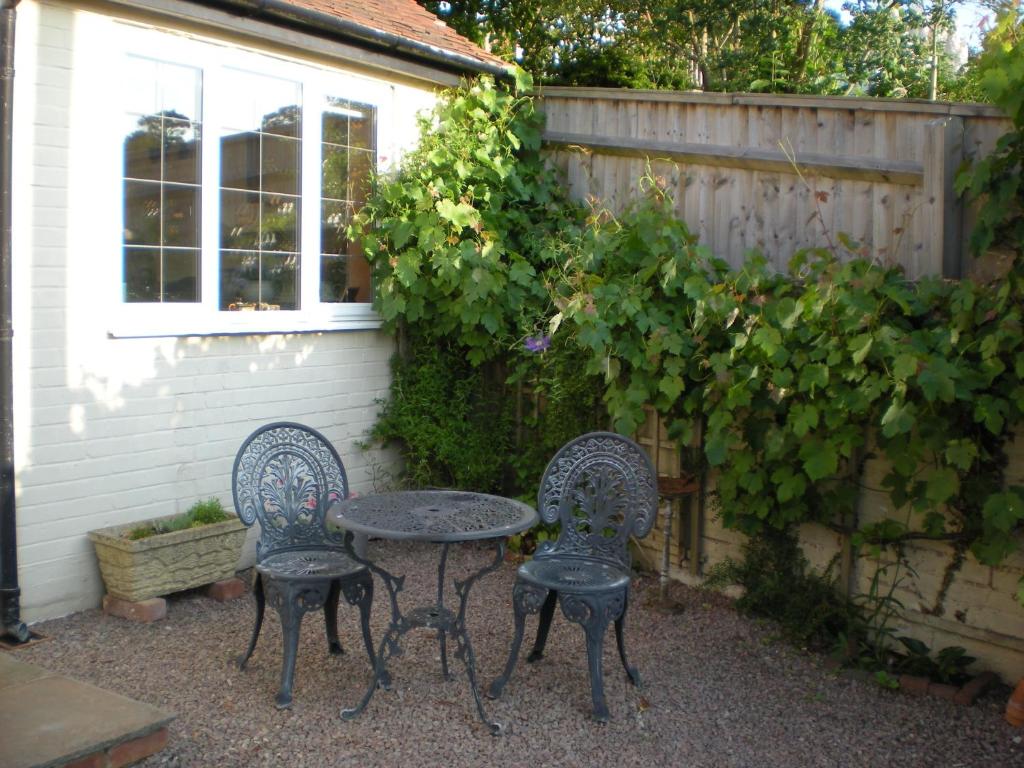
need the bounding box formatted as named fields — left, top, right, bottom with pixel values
left=922, top=117, right=965, bottom=278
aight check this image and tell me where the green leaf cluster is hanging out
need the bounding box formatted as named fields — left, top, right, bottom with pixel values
left=363, top=75, right=1024, bottom=576
left=552, top=186, right=1024, bottom=563
left=352, top=73, right=580, bottom=365
left=955, top=7, right=1024, bottom=258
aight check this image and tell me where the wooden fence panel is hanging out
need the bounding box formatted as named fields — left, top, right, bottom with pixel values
left=539, top=89, right=1009, bottom=278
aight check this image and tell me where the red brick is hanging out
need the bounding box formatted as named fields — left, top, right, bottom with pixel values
left=102, top=595, right=167, bottom=623
left=206, top=577, right=246, bottom=602
left=899, top=674, right=930, bottom=695
left=954, top=671, right=998, bottom=706
left=929, top=683, right=960, bottom=701
left=108, top=727, right=169, bottom=768
left=64, top=752, right=107, bottom=768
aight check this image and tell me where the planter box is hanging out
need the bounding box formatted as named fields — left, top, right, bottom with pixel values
left=89, top=515, right=247, bottom=602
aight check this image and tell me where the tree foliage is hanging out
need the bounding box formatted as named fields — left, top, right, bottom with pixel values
left=419, top=0, right=975, bottom=98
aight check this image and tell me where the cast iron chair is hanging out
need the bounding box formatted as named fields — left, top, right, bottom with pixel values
left=488, top=431, right=658, bottom=721
left=232, top=422, right=378, bottom=708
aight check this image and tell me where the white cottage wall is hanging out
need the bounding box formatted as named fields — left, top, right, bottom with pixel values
left=11, top=0, right=438, bottom=621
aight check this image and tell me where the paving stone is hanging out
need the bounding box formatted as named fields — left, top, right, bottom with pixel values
left=0, top=669, right=173, bottom=768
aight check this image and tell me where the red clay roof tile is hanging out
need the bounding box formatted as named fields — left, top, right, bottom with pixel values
left=276, top=0, right=507, bottom=71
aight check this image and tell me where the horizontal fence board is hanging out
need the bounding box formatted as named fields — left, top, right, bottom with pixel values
left=544, top=130, right=925, bottom=185
left=539, top=90, right=1011, bottom=278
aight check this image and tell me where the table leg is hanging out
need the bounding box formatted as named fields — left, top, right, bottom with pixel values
left=437, top=542, right=451, bottom=681
left=340, top=534, right=403, bottom=721
left=450, top=540, right=506, bottom=735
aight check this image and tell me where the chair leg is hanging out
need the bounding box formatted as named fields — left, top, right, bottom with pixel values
left=562, top=593, right=621, bottom=723
left=324, top=580, right=344, bottom=656
left=614, top=589, right=640, bottom=687
left=526, top=589, right=559, bottom=663
left=238, top=573, right=265, bottom=670
left=274, top=590, right=304, bottom=710
left=487, top=581, right=548, bottom=700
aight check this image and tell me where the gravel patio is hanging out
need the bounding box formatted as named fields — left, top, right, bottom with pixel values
left=14, top=540, right=1024, bottom=768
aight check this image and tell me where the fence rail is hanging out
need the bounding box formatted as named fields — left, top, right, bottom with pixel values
left=538, top=88, right=1010, bottom=279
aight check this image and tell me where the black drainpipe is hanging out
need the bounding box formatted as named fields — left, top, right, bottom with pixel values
left=0, top=0, right=27, bottom=643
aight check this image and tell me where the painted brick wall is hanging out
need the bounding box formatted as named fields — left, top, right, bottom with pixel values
left=11, top=1, right=434, bottom=621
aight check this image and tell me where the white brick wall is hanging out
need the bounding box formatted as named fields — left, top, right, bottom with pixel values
left=12, top=1, right=434, bottom=621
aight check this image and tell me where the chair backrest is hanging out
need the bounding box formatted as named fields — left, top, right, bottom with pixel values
left=232, top=422, right=349, bottom=561
left=537, top=431, right=658, bottom=570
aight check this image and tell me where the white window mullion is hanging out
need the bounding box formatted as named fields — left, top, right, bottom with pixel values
left=201, top=66, right=221, bottom=315
left=301, top=84, right=322, bottom=312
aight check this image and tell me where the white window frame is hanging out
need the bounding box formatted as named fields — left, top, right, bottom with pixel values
left=104, top=23, right=394, bottom=337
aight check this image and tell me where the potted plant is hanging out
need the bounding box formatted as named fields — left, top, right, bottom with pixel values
left=88, top=498, right=247, bottom=603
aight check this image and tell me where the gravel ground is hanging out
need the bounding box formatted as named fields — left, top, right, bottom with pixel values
left=15, top=540, right=1024, bottom=768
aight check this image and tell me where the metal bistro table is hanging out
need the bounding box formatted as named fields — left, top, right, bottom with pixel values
left=329, top=490, right=537, bottom=734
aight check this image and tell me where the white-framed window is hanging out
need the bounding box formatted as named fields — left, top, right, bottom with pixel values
left=107, top=27, right=394, bottom=337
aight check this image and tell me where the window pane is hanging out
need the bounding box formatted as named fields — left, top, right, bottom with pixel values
left=322, top=102, right=350, bottom=147
left=124, top=248, right=160, bottom=302
left=262, top=135, right=300, bottom=195
left=163, top=185, right=200, bottom=248
left=220, top=70, right=300, bottom=135
left=320, top=254, right=370, bottom=303
left=260, top=194, right=299, bottom=253
left=157, top=61, right=202, bottom=119
left=124, top=119, right=162, bottom=181
left=348, top=149, right=373, bottom=203
left=123, top=57, right=160, bottom=116
left=260, top=252, right=299, bottom=310
left=221, top=250, right=259, bottom=309
left=220, top=131, right=260, bottom=191
left=321, top=145, right=348, bottom=201
left=323, top=99, right=375, bottom=150
left=319, top=98, right=375, bottom=305
left=320, top=200, right=352, bottom=255
left=162, top=248, right=200, bottom=302
left=347, top=104, right=375, bottom=150
left=220, top=190, right=260, bottom=250
left=124, top=181, right=161, bottom=245
left=122, top=59, right=201, bottom=305
left=163, top=119, right=201, bottom=185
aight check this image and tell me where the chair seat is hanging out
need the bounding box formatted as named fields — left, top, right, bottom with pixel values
left=518, top=556, right=630, bottom=593
left=256, top=549, right=364, bottom=582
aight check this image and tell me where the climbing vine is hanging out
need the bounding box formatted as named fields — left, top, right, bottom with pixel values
left=357, top=63, right=1024, bottom=602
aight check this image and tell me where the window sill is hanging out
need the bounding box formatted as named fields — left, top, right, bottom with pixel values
left=107, top=307, right=384, bottom=339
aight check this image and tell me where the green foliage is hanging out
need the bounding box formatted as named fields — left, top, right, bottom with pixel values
left=363, top=76, right=1024, bottom=588
left=419, top=0, right=972, bottom=98
left=351, top=73, right=580, bottom=365
left=955, top=7, right=1024, bottom=258
left=369, top=338, right=513, bottom=492
left=508, top=338, right=608, bottom=493
left=125, top=498, right=230, bottom=540
left=552, top=186, right=1024, bottom=557
left=894, top=636, right=976, bottom=685
left=704, top=528, right=856, bottom=649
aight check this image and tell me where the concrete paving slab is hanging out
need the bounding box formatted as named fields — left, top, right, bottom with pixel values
left=0, top=653, right=53, bottom=690
left=0, top=654, right=173, bottom=768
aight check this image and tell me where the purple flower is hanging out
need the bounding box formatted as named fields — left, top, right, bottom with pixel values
left=524, top=334, right=551, bottom=353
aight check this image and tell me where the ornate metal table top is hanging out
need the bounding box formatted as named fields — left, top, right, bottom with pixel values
left=329, top=490, right=537, bottom=543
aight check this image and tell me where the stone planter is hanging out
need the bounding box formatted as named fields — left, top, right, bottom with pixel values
left=88, top=514, right=247, bottom=602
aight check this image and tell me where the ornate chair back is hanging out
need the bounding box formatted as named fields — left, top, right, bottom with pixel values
left=536, top=431, right=658, bottom=571
left=232, top=422, right=349, bottom=562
